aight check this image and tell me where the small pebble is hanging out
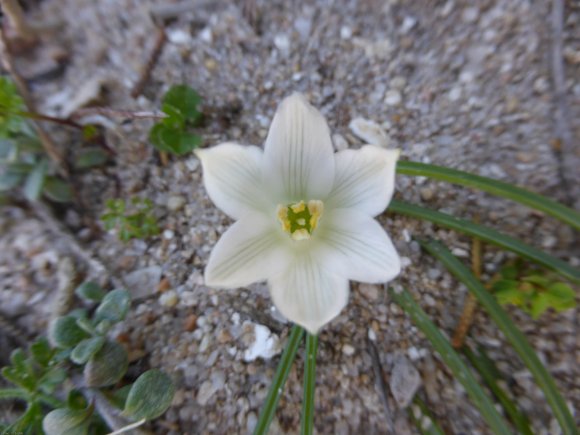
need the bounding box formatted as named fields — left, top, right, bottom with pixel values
left=159, top=290, right=179, bottom=307
left=342, top=344, right=355, bottom=356
left=385, top=89, right=402, bottom=106
left=167, top=195, right=186, bottom=212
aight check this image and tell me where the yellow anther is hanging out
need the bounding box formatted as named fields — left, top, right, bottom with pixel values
left=291, top=201, right=306, bottom=213
left=277, top=199, right=324, bottom=241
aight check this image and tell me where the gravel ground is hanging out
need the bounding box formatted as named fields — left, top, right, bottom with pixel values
left=1, top=0, right=579, bottom=433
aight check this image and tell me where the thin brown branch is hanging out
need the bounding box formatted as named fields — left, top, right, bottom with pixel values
left=131, top=26, right=167, bottom=99
left=0, top=0, right=34, bottom=40
left=452, top=234, right=481, bottom=348
left=0, top=25, right=68, bottom=176
left=71, top=107, right=166, bottom=121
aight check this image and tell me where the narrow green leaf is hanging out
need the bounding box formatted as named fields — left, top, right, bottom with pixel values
left=254, top=325, right=304, bottom=435
left=463, top=346, right=533, bottom=435
left=23, top=159, right=47, bottom=201
left=409, top=396, right=445, bottom=435
left=301, top=333, right=318, bottom=435
left=0, top=388, right=27, bottom=400
left=389, top=287, right=512, bottom=435
left=389, top=200, right=580, bottom=283
left=419, top=239, right=578, bottom=435
left=30, top=338, right=53, bottom=367
left=396, top=161, right=580, bottom=230
left=123, top=369, right=175, bottom=420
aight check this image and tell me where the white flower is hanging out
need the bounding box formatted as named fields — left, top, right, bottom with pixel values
left=195, top=93, right=401, bottom=334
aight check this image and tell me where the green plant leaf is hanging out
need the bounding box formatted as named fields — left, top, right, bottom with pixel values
left=0, top=388, right=27, bottom=401
left=70, top=337, right=105, bottom=365
left=49, top=316, right=90, bottom=349
left=463, top=346, right=533, bottom=435
left=23, top=159, right=48, bottom=201
left=94, top=289, right=130, bottom=323
left=396, top=161, right=580, bottom=231
left=419, top=238, right=578, bottom=435
left=123, top=369, right=175, bottom=421
left=83, top=341, right=128, bottom=387
left=389, top=200, right=580, bottom=283
left=42, top=405, right=93, bottom=435
left=43, top=176, right=73, bottom=202
left=30, top=338, right=53, bottom=367
left=389, top=287, right=512, bottom=435
left=149, top=124, right=202, bottom=155
left=254, top=325, right=304, bottom=435
left=162, top=85, right=202, bottom=122
left=74, top=147, right=108, bottom=169
left=301, top=333, right=318, bottom=435
left=75, top=281, right=106, bottom=302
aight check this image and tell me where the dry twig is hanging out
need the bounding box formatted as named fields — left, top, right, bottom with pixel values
left=130, top=26, right=167, bottom=99
left=452, top=236, right=481, bottom=348
left=0, top=24, right=68, bottom=176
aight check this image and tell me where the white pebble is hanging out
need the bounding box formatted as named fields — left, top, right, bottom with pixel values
left=349, top=117, right=390, bottom=147
left=385, top=89, right=402, bottom=106
left=342, top=344, right=355, bottom=356
left=159, top=290, right=178, bottom=307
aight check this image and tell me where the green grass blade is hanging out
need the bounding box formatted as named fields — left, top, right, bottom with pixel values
left=389, top=200, right=580, bottom=283
left=420, top=239, right=578, bottom=435
left=396, top=161, right=580, bottom=231
left=254, top=325, right=304, bottom=435
left=409, top=396, right=446, bottom=435
left=463, top=346, right=533, bottom=435
left=0, top=388, right=27, bottom=400
left=389, top=287, right=513, bottom=435
left=301, top=333, right=318, bottom=435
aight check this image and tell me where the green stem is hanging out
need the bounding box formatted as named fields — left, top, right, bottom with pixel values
left=301, top=333, right=318, bottom=435
left=254, top=325, right=304, bottom=435
left=396, top=161, right=580, bottom=230
left=389, top=200, right=580, bottom=283
left=420, top=239, right=578, bottom=435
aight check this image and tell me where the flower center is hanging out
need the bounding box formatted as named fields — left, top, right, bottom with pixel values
left=276, top=200, right=324, bottom=241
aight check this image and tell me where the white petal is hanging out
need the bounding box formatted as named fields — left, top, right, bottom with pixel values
left=326, top=145, right=399, bottom=216
left=263, top=93, right=335, bottom=202
left=205, top=212, right=288, bottom=288
left=269, top=252, right=349, bottom=334
left=316, top=209, right=400, bottom=283
left=195, top=143, right=267, bottom=219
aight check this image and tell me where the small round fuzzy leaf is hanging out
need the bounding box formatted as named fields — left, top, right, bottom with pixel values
left=70, top=337, right=105, bottom=365
left=75, top=281, right=106, bottom=302
left=49, top=316, right=90, bottom=349
left=123, top=369, right=175, bottom=421
left=42, top=405, right=93, bottom=435
left=43, top=177, right=73, bottom=203
left=95, top=289, right=130, bottom=323
left=74, top=147, right=108, bottom=169
left=83, top=341, right=128, bottom=387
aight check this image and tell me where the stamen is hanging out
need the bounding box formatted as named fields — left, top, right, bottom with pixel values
left=277, top=199, right=324, bottom=241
